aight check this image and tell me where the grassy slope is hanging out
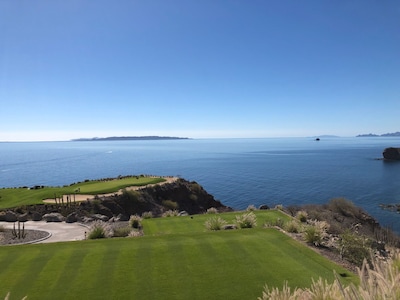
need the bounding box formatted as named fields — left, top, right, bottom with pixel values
left=0, top=177, right=165, bottom=209
left=0, top=211, right=356, bottom=300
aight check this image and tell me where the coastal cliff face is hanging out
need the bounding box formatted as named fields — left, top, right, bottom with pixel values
left=94, top=178, right=232, bottom=217
left=383, top=147, right=400, bottom=160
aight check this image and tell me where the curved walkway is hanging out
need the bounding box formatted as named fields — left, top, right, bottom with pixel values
left=1, top=221, right=88, bottom=243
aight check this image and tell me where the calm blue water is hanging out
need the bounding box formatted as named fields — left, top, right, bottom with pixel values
left=1, top=137, right=400, bottom=231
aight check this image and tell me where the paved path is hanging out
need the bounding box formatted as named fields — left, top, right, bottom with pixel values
left=1, top=221, right=88, bottom=243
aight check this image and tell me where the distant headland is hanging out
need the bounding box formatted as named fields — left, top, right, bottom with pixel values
left=71, top=136, right=190, bottom=141
left=357, top=131, right=400, bottom=137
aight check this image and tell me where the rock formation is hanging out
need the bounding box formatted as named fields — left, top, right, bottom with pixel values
left=383, top=147, right=400, bottom=160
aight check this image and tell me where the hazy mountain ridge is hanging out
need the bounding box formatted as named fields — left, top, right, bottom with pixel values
left=357, top=132, right=400, bottom=137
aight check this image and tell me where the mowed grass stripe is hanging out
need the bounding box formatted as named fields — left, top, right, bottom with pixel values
left=127, top=237, right=156, bottom=299
left=106, top=238, right=141, bottom=299
left=0, top=247, right=46, bottom=299
left=64, top=241, right=108, bottom=299
left=49, top=244, right=89, bottom=300
left=181, top=232, right=230, bottom=299
left=26, top=244, right=75, bottom=298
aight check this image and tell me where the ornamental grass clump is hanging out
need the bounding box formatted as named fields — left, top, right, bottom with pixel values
left=246, top=204, right=257, bottom=211
left=87, top=220, right=113, bottom=239
left=142, top=211, right=153, bottom=219
left=113, top=227, right=132, bottom=237
left=129, top=215, right=143, bottom=229
left=296, top=210, right=308, bottom=223
left=303, top=220, right=329, bottom=246
left=236, top=212, right=257, bottom=229
left=206, top=207, right=218, bottom=214
left=284, top=220, right=301, bottom=233
left=162, top=210, right=179, bottom=217
left=259, top=253, right=400, bottom=300
left=205, top=216, right=227, bottom=231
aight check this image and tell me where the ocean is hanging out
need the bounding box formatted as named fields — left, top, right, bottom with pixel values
left=1, top=137, right=400, bottom=232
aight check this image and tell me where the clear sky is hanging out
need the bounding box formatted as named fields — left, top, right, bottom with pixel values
left=1, top=1, right=399, bottom=141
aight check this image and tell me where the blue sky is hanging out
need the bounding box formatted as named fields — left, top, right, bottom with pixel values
left=1, top=1, right=399, bottom=141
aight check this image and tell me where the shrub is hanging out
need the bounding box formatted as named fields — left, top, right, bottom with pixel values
left=162, top=210, right=179, bottom=217
left=205, top=216, right=227, bottom=231
left=206, top=207, right=218, bottom=214
left=327, top=197, right=360, bottom=218
left=236, top=212, right=257, bottom=229
left=142, top=211, right=153, bottom=219
left=296, top=210, right=308, bottom=223
left=339, top=230, right=371, bottom=267
left=162, top=199, right=178, bottom=210
left=113, top=227, right=132, bottom=237
left=129, top=215, right=142, bottom=229
left=87, top=221, right=113, bottom=239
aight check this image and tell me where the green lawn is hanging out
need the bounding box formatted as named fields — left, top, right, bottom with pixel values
left=0, top=211, right=356, bottom=300
left=0, top=176, right=165, bottom=209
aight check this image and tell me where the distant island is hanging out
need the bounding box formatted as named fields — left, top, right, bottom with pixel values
left=71, top=136, right=190, bottom=141
left=357, top=131, right=400, bottom=137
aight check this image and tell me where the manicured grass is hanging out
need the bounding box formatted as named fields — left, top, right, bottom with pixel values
left=143, top=210, right=291, bottom=236
left=0, top=176, right=165, bottom=209
left=0, top=211, right=356, bottom=300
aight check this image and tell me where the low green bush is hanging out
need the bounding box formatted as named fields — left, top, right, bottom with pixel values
left=162, top=200, right=178, bottom=210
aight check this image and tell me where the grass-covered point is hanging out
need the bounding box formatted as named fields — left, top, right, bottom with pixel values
left=0, top=210, right=356, bottom=300
left=0, top=176, right=165, bottom=209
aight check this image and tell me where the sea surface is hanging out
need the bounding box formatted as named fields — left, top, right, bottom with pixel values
left=1, top=137, right=400, bottom=232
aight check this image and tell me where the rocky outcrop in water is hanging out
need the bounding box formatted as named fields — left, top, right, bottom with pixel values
left=383, top=147, right=400, bottom=160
